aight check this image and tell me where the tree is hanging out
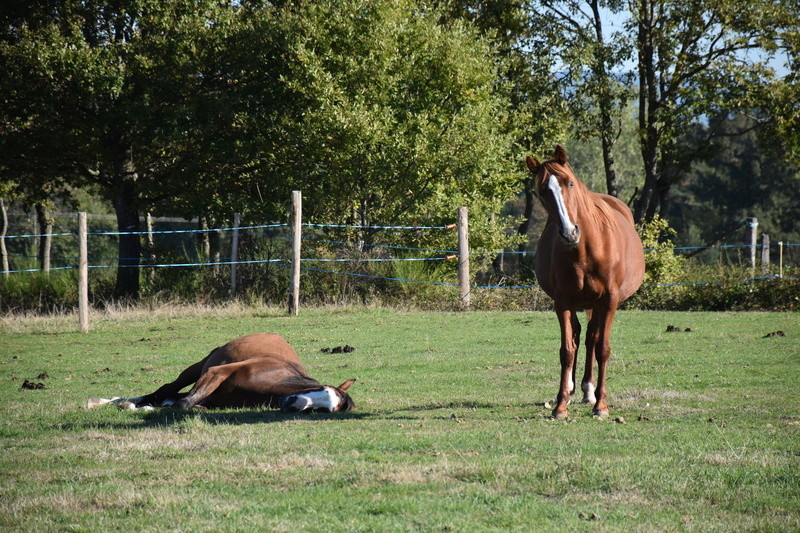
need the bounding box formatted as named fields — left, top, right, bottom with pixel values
left=631, top=0, right=799, bottom=222
left=671, top=113, right=800, bottom=247
left=760, top=22, right=800, bottom=168
left=434, top=0, right=573, bottom=277
left=0, top=0, right=236, bottom=298
left=2, top=0, right=530, bottom=296
left=234, top=0, right=525, bottom=254
left=530, top=0, right=635, bottom=198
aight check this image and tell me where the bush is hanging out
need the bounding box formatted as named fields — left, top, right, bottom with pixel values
left=638, top=215, right=685, bottom=286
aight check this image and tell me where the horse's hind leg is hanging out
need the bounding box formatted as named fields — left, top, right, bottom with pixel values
left=581, top=309, right=598, bottom=405
left=135, top=351, right=215, bottom=407
left=176, top=361, right=250, bottom=409
left=569, top=313, right=582, bottom=396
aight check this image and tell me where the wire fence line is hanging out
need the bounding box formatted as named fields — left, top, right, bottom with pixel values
left=2, top=219, right=798, bottom=280
left=1, top=207, right=797, bottom=326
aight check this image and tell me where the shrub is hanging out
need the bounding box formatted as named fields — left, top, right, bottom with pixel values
left=638, top=215, right=684, bottom=286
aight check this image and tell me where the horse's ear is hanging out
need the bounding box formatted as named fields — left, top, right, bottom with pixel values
left=553, top=145, right=567, bottom=165
left=337, top=379, right=356, bottom=391
left=525, top=156, right=540, bottom=173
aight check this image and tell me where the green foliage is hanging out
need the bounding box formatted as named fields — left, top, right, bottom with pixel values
left=629, top=0, right=800, bottom=220
left=637, top=215, right=684, bottom=286
left=248, top=0, right=520, bottom=250
left=0, top=271, right=77, bottom=312
left=669, top=113, right=800, bottom=248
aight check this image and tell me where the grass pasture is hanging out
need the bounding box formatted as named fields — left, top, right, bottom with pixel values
left=1, top=307, right=798, bottom=531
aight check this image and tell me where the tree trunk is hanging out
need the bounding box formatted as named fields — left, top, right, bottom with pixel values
left=600, top=132, right=619, bottom=198
left=112, top=144, right=141, bottom=299
left=210, top=224, right=221, bottom=274
left=0, top=198, right=9, bottom=277
left=633, top=0, right=660, bottom=223
left=516, top=180, right=536, bottom=277
left=198, top=215, right=211, bottom=259
left=35, top=203, right=52, bottom=275
left=590, top=0, right=620, bottom=198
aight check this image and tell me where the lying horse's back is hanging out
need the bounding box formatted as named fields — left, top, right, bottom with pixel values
left=196, top=333, right=319, bottom=408
left=206, top=333, right=306, bottom=372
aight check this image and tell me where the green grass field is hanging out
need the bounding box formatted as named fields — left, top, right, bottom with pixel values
left=1, top=306, right=798, bottom=531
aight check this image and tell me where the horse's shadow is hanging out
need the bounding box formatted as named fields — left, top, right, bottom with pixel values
left=75, top=400, right=543, bottom=431
left=139, top=408, right=372, bottom=428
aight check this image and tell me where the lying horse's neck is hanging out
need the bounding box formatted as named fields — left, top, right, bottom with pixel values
left=274, top=375, right=325, bottom=396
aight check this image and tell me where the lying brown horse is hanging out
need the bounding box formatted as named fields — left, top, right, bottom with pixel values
left=88, top=333, right=355, bottom=413
left=527, top=145, right=644, bottom=419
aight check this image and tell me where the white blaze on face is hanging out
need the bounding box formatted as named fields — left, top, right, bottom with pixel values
left=285, top=387, right=341, bottom=412
left=546, top=173, right=578, bottom=241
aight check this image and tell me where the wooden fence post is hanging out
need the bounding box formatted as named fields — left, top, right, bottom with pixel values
left=746, top=217, right=758, bottom=271
left=0, top=198, right=8, bottom=277
left=458, top=206, right=470, bottom=308
left=145, top=212, right=155, bottom=284
left=78, top=212, right=89, bottom=333
left=289, top=191, right=302, bottom=315
left=231, top=213, right=240, bottom=298
left=761, top=234, right=770, bottom=275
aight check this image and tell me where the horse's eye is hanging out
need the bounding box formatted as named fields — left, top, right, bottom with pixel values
left=568, top=182, right=575, bottom=188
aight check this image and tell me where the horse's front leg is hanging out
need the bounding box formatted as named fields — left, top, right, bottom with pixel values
left=592, top=301, right=618, bottom=418
left=553, top=308, right=578, bottom=420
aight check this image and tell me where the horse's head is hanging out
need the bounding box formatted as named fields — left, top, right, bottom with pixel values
left=526, top=145, right=581, bottom=246
left=280, top=379, right=356, bottom=413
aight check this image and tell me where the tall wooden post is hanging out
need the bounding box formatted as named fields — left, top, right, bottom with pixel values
left=145, top=212, right=155, bottom=284
left=0, top=198, right=8, bottom=277
left=458, top=206, right=470, bottom=308
left=230, top=213, right=240, bottom=298
left=289, top=191, right=302, bottom=315
left=78, top=212, right=89, bottom=333
left=761, top=234, right=770, bottom=275
left=746, top=217, right=758, bottom=271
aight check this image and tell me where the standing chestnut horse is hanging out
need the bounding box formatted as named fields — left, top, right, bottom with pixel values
left=527, top=145, right=644, bottom=419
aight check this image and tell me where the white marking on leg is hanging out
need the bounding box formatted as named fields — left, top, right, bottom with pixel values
left=86, top=397, right=120, bottom=409
left=581, top=381, right=597, bottom=405
left=86, top=396, right=153, bottom=411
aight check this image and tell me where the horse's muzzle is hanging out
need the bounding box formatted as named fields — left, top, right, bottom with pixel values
left=559, top=225, right=580, bottom=246
left=280, top=395, right=312, bottom=412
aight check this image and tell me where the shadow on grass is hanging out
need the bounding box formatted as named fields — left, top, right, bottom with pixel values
left=60, top=407, right=372, bottom=431
left=64, top=400, right=542, bottom=431
left=141, top=408, right=373, bottom=427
